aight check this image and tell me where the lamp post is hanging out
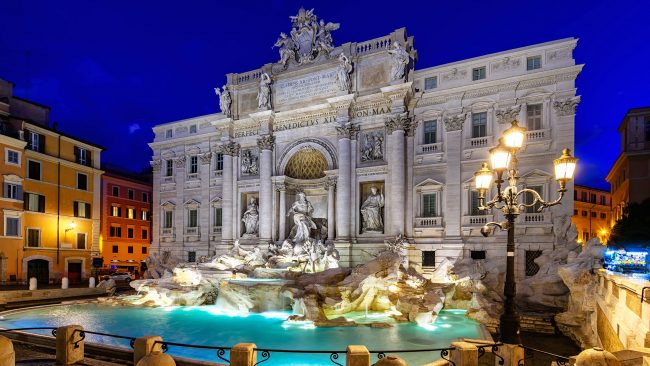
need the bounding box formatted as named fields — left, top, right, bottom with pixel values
left=474, top=120, right=577, bottom=344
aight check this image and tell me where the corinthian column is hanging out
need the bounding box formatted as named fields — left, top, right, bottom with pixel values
left=221, top=141, right=239, bottom=243
left=326, top=178, right=336, bottom=241
left=405, top=120, right=417, bottom=238
left=386, top=114, right=409, bottom=236
left=277, top=183, right=287, bottom=241
left=335, top=124, right=358, bottom=240
left=257, top=134, right=275, bottom=244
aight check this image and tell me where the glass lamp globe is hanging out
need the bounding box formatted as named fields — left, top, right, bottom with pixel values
left=553, top=148, right=577, bottom=182
left=489, top=140, right=511, bottom=172
left=474, top=162, right=493, bottom=190
left=503, top=120, right=526, bottom=149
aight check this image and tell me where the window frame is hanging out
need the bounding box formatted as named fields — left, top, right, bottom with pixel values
left=163, top=210, right=174, bottom=229
left=76, top=172, right=88, bottom=191
left=4, top=215, right=20, bottom=237
left=26, top=227, right=41, bottom=247
left=165, top=160, right=174, bottom=177
left=424, top=76, right=437, bottom=90
left=187, top=208, right=198, bottom=228
left=526, top=56, right=542, bottom=71
left=215, top=153, right=224, bottom=171
left=112, top=186, right=119, bottom=197
left=423, top=120, right=437, bottom=145
left=165, top=129, right=173, bottom=138
left=27, top=159, right=42, bottom=181
left=4, top=182, right=19, bottom=200
left=471, top=112, right=488, bottom=138
left=76, top=232, right=86, bottom=249
left=526, top=104, right=543, bottom=131
left=421, top=192, right=438, bottom=218
left=472, top=66, right=486, bottom=81
left=189, top=156, right=198, bottom=174
left=5, top=148, right=21, bottom=166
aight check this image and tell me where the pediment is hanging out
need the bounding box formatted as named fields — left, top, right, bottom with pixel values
left=520, top=169, right=552, bottom=179
left=161, top=150, right=176, bottom=159
left=415, top=177, right=444, bottom=187
left=184, top=199, right=201, bottom=207
left=160, top=200, right=176, bottom=208
left=3, top=174, right=23, bottom=183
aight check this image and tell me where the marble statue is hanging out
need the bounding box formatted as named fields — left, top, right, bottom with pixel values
left=275, top=8, right=340, bottom=66
left=361, top=132, right=384, bottom=162
left=257, top=73, right=272, bottom=110
left=274, top=32, right=297, bottom=69
left=388, top=41, right=410, bottom=81
left=288, top=192, right=317, bottom=244
left=321, top=242, right=340, bottom=270
left=240, top=150, right=259, bottom=175
left=241, top=198, right=259, bottom=237
left=336, top=53, right=353, bottom=92
left=214, top=85, right=232, bottom=117
left=360, top=186, right=385, bottom=232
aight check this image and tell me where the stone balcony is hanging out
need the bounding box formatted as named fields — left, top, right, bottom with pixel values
left=462, top=214, right=492, bottom=226
left=415, top=216, right=443, bottom=228
left=467, top=136, right=491, bottom=149
left=416, top=142, right=443, bottom=155
left=161, top=176, right=175, bottom=184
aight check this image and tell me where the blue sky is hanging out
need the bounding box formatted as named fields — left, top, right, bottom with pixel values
left=1, top=0, right=649, bottom=190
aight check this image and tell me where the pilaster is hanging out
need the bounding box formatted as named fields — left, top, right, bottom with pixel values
left=443, top=113, right=465, bottom=237
left=221, top=141, right=239, bottom=244
left=257, top=134, right=275, bottom=244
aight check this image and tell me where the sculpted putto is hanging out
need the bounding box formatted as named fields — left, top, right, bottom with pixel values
left=257, top=73, right=272, bottom=110
left=213, top=85, right=232, bottom=117
left=360, top=186, right=385, bottom=233
left=336, top=53, right=353, bottom=92
left=388, top=41, right=410, bottom=81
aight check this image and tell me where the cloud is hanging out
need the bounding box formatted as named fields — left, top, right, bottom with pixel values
left=128, top=123, right=141, bottom=134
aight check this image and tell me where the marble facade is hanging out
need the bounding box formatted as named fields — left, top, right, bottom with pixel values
left=149, top=10, right=582, bottom=279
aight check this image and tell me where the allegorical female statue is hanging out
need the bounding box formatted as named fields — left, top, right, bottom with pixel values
left=388, top=41, right=410, bottom=81
left=214, top=85, right=232, bottom=117
left=257, top=72, right=272, bottom=110
left=360, top=186, right=385, bottom=233
left=287, top=192, right=317, bottom=244
left=336, top=53, right=353, bottom=92
left=242, top=197, right=259, bottom=237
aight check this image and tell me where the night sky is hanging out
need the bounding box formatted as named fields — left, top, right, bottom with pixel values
left=1, top=1, right=649, bottom=190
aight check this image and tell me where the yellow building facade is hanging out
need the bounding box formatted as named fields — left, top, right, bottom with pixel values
left=572, top=185, right=611, bottom=244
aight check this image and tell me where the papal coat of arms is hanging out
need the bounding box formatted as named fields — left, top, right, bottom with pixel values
left=274, top=8, right=340, bottom=68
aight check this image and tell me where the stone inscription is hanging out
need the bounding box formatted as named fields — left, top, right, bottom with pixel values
left=354, top=106, right=391, bottom=119
left=274, top=68, right=339, bottom=105
left=274, top=116, right=337, bottom=132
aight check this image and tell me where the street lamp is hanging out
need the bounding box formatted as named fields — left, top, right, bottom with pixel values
left=473, top=120, right=577, bottom=344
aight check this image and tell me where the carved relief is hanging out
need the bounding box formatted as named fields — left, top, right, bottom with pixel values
left=553, top=96, right=580, bottom=116
left=491, top=57, right=521, bottom=72
left=240, top=149, right=259, bottom=176
left=441, top=68, right=467, bottom=82
left=257, top=135, right=276, bottom=151
left=360, top=130, right=385, bottom=162
left=335, top=124, right=360, bottom=140
left=495, top=105, right=521, bottom=124
left=443, top=113, right=466, bottom=131
left=547, top=48, right=572, bottom=63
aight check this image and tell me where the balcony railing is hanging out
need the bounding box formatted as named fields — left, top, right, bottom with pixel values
left=161, top=176, right=174, bottom=184
left=161, top=228, right=174, bottom=236
left=467, top=136, right=490, bottom=148
left=212, top=226, right=222, bottom=234
left=186, top=173, right=199, bottom=181
left=212, top=170, right=223, bottom=178
left=184, top=227, right=200, bottom=235
left=416, top=142, right=443, bottom=155
left=526, top=129, right=549, bottom=142
left=415, top=217, right=442, bottom=227
left=462, top=215, right=490, bottom=226
left=523, top=212, right=549, bottom=223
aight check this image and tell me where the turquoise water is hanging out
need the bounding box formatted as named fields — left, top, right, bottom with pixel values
left=0, top=304, right=484, bottom=365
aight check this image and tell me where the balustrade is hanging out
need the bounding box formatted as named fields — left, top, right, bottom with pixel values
left=467, top=136, right=490, bottom=148
left=416, top=142, right=443, bottom=155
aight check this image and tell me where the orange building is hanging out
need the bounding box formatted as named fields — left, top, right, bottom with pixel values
left=572, top=185, right=611, bottom=244
left=100, top=169, right=152, bottom=276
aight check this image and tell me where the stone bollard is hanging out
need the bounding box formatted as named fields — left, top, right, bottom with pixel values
left=29, top=277, right=37, bottom=290
left=497, top=344, right=524, bottom=366
left=55, top=325, right=84, bottom=365
left=346, top=345, right=370, bottom=366
left=575, top=347, right=621, bottom=366
left=375, top=355, right=407, bottom=366
left=62, top=277, right=69, bottom=289
left=0, top=335, right=15, bottom=366
left=89, top=277, right=95, bottom=288
left=134, top=336, right=163, bottom=365
left=136, top=352, right=176, bottom=366
left=451, top=341, right=478, bottom=366
left=231, top=343, right=256, bottom=366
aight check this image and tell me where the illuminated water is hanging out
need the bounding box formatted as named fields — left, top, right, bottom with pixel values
left=0, top=304, right=486, bottom=365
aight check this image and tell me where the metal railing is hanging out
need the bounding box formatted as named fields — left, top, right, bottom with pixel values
left=477, top=343, right=504, bottom=365
left=252, top=348, right=346, bottom=366
left=517, top=345, right=569, bottom=366
left=72, top=329, right=136, bottom=349
left=155, top=340, right=231, bottom=364
left=370, top=347, right=456, bottom=366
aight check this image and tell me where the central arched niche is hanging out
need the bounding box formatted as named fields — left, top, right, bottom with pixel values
left=284, top=147, right=328, bottom=179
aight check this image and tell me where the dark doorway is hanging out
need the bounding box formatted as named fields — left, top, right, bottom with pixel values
left=68, top=262, right=82, bottom=284
left=27, top=259, right=49, bottom=285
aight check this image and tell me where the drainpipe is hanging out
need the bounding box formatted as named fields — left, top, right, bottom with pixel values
left=56, top=134, right=61, bottom=265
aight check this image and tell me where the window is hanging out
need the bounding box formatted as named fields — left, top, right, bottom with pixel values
left=141, top=210, right=149, bottom=221
left=110, top=226, right=122, bottom=237
left=26, top=131, right=44, bottom=152
left=574, top=190, right=577, bottom=200
left=74, top=147, right=91, bottom=166
left=165, top=129, right=172, bottom=138
left=27, top=228, right=40, bottom=247
left=472, top=66, right=486, bottom=81
left=4, top=183, right=20, bottom=200
left=471, top=250, right=486, bottom=260
left=112, top=186, right=119, bottom=197
left=127, top=208, right=135, bottom=219
left=471, top=112, right=487, bottom=138
left=190, top=125, right=197, bottom=134
left=77, top=173, right=88, bottom=191
left=187, top=209, right=198, bottom=227
left=6, top=149, right=20, bottom=165
left=526, top=104, right=542, bottom=130
left=142, top=229, right=148, bottom=240
left=600, top=195, right=606, bottom=205
left=127, top=227, right=134, bottom=238
left=74, top=201, right=91, bottom=219
left=163, top=211, right=173, bottom=228
left=142, top=247, right=148, bottom=254
left=524, top=186, right=543, bottom=213
left=188, top=251, right=196, bottom=263
left=582, top=210, right=587, bottom=217
left=591, top=212, right=597, bottom=218
left=590, top=194, right=596, bottom=204
left=525, top=250, right=543, bottom=276
left=112, top=245, right=118, bottom=253
left=645, top=117, right=650, bottom=142
left=76, top=233, right=86, bottom=249
left=527, top=56, right=541, bottom=71
left=573, top=209, right=578, bottom=215
left=423, top=120, right=437, bottom=144
left=111, top=205, right=121, bottom=217
left=27, top=160, right=41, bottom=180
left=581, top=192, right=587, bottom=202
left=424, top=76, right=437, bottom=90
left=128, top=189, right=134, bottom=200
left=422, top=193, right=437, bottom=217
left=166, top=160, right=174, bottom=176
left=600, top=213, right=606, bottom=219
left=215, top=153, right=224, bottom=171
left=25, top=193, right=45, bottom=212
left=128, top=246, right=133, bottom=254
left=5, top=217, right=19, bottom=236
left=189, top=156, right=198, bottom=174
left=142, top=192, right=149, bottom=202
left=213, top=207, right=222, bottom=227
left=422, top=251, right=436, bottom=267
left=470, top=190, right=486, bottom=215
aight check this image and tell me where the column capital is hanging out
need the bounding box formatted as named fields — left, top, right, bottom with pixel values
left=257, top=134, right=275, bottom=151
left=443, top=113, right=466, bottom=132
left=335, top=123, right=360, bottom=140
left=149, top=159, right=161, bottom=171
left=404, top=119, right=419, bottom=137
left=553, top=96, right=580, bottom=116
left=325, top=177, right=337, bottom=190
left=221, top=141, right=241, bottom=156
left=385, top=113, right=410, bottom=135
left=495, top=104, right=521, bottom=124
left=275, top=182, right=287, bottom=192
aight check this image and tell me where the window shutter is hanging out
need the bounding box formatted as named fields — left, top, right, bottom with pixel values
left=38, top=195, right=45, bottom=212
left=24, top=130, right=31, bottom=148
left=38, top=134, right=45, bottom=152
left=1, top=183, right=5, bottom=198
left=16, top=185, right=23, bottom=201
left=74, top=146, right=79, bottom=163
left=73, top=201, right=79, bottom=217
left=87, top=151, right=92, bottom=166
left=118, top=207, right=122, bottom=217
left=24, top=194, right=29, bottom=210
left=86, top=203, right=91, bottom=219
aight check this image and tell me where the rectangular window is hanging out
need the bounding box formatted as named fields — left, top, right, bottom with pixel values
left=28, top=160, right=41, bottom=180
left=423, top=120, right=437, bottom=144
left=165, top=129, right=172, bottom=138
left=110, top=226, right=122, bottom=237
left=27, top=228, right=40, bottom=247
left=600, top=195, right=606, bottom=205
left=128, top=246, right=133, bottom=254
left=573, top=209, right=578, bottom=215
left=27, top=132, right=44, bottom=152
left=112, top=245, right=118, bottom=253
left=166, top=160, right=174, bottom=176
left=142, top=229, right=148, bottom=240
left=76, top=233, right=86, bottom=249
left=127, top=208, right=135, bottom=219
left=582, top=210, right=587, bottom=216
left=213, top=207, right=222, bottom=227
left=188, top=251, right=196, bottom=263
left=5, top=217, right=19, bottom=236
left=74, top=147, right=91, bottom=166
left=25, top=193, right=45, bottom=212
left=190, top=125, right=197, bottom=134
left=470, top=190, right=485, bottom=216
left=471, top=112, right=487, bottom=138
left=77, top=173, right=88, bottom=191
left=189, top=156, right=198, bottom=174
left=600, top=213, right=606, bottom=219
left=74, top=201, right=91, bottom=219
left=645, top=117, right=650, bottom=141
left=127, top=227, right=134, bottom=238
left=524, top=186, right=543, bottom=213
left=187, top=209, right=198, bottom=227
left=128, top=189, right=134, bottom=200
left=581, top=192, right=587, bottom=202
left=4, top=183, right=19, bottom=200
left=422, top=193, right=437, bottom=217
left=142, top=192, right=149, bottom=202
left=141, top=210, right=149, bottom=221
left=472, top=66, right=486, bottom=81
left=424, top=76, right=437, bottom=90
left=111, top=205, right=121, bottom=217
left=590, top=193, right=596, bottom=203
left=422, top=251, right=436, bottom=267
left=215, top=153, right=224, bottom=171
left=526, top=104, right=542, bottom=130
left=471, top=250, right=486, bottom=260
left=525, top=250, right=543, bottom=276
left=527, top=56, right=542, bottom=71
left=142, top=246, right=148, bottom=254
left=591, top=212, right=597, bottom=218
left=164, top=211, right=173, bottom=228
left=6, top=149, right=19, bottom=165
left=112, top=186, right=119, bottom=197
